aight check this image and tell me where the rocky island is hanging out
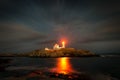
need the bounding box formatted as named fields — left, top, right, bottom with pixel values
left=26, top=48, right=96, bottom=57
left=0, top=41, right=98, bottom=57
left=25, top=41, right=98, bottom=57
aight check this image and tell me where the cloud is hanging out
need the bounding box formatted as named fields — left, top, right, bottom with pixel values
left=0, top=22, right=47, bottom=52
left=0, top=0, right=120, bottom=53
left=38, top=40, right=57, bottom=45
left=82, top=16, right=120, bottom=43
left=0, top=22, right=46, bottom=41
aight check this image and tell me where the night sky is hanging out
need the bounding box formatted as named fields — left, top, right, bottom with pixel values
left=0, top=0, right=120, bottom=54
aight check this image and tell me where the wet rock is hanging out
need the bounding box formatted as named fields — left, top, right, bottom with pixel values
left=0, top=59, right=12, bottom=72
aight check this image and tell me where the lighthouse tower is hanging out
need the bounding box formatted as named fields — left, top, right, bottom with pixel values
left=62, top=41, right=65, bottom=48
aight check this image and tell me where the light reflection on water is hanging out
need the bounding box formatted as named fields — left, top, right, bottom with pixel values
left=51, top=57, right=76, bottom=74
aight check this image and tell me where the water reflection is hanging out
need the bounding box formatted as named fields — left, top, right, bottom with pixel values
left=51, top=57, right=75, bottom=74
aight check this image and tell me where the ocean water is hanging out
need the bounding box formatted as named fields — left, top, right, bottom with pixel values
left=0, top=57, right=120, bottom=80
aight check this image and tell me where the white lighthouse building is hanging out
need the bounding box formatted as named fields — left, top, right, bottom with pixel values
left=45, top=41, right=66, bottom=51
left=53, top=41, right=65, bottom=50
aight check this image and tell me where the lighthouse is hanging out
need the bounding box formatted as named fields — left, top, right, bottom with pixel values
left=45, top=41, right=66, bottom=50
left=62, top=41, right=65, bottom=48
